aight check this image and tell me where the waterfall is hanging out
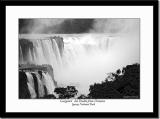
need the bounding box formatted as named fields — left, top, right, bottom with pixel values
left=19, top=37, right=63, bottom=76
left=62, top=35, right=110, bottom=65
left=27, top=82, right=37, bottom=99
left=19, top=34, right=112, bottom=95
left=35, top=72, right=45, bottom=97
left=20, top=71, right=56, bottom=99
left=19, top=33, right=139, bottom=96
left=42, top=72, right=55, bottom=95
left=26, top=72, right=35, bottom=91
left=19, top=34, right=110, bottom=67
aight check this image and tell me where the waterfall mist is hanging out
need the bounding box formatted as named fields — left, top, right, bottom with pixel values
left=56, top=34, right=139, bottom=95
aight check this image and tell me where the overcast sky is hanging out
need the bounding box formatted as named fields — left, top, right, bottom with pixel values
left=19, top=18, right=139, bottom=35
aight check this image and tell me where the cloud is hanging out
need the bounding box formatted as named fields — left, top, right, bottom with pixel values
left=19, top=18, right=139, bottom=34
left=19, top=19, right=65, bottom=34
left=90, top=19, right=139, bottom=34
left=19, top=19, right=94, bottom=34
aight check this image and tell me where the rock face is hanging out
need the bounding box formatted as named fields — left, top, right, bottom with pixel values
left=19, top=71, right=31, bottom=99
left=19, top=64, right=57, bottom=99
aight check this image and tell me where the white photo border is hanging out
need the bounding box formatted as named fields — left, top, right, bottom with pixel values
left=6, top=6, right=153, bottom=113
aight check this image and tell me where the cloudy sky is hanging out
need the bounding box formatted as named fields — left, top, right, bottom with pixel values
left=19, top=18, right=139, bottom=35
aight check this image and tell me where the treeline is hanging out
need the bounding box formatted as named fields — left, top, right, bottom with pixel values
left=50, top=63, right=140, bottom=99
left=88, top=63, right=140, bottom=99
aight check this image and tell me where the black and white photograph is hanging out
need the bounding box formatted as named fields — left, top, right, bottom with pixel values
left=4, top=1, right=158, bottom=117
left=19, top=18, right=140, bottom=99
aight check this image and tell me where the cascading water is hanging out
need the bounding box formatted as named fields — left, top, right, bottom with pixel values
left=41, top=72, right=56, bottom=95
left=19, top=70, right=56, bottom=98
left=19, top=33, right=139, bottom=96
left=25, top=72, right=37, bottom=98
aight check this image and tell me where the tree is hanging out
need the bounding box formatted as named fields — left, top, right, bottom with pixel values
left=116, top=69, right=121, bottom=75
left=54, top=86, right=78, bottom=99
left=77, top=94, right=88, bottom=99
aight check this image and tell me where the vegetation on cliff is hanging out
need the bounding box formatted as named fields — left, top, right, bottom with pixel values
left=88, top=63, right=140, bottom=99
